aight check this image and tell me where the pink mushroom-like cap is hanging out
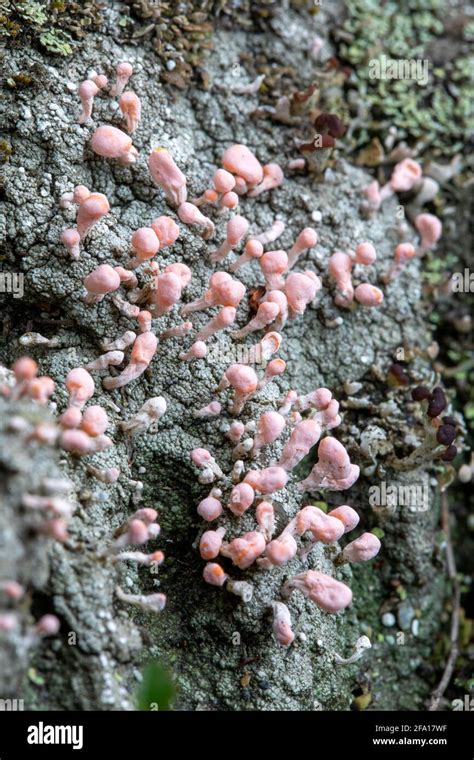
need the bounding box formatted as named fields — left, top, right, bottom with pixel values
left=328, top=505, right=360, bottom=533
left=354, top=283, right=384, bottom=307
left=287, top=227, right=318, bottom=269
left=197, top=495, right=223, bottom=522
left=84, top=264, right=121, bottom=303
left=415, top=213, right=442, bottom=254
left=60, top=428, right=94, bottom=455
left=130, top=227, right=160, bottom=263
left=340, top=532, right=381, bottom=563
left=220, top=530, right=266, bottom=569
left=178, top=202, right=214, bottom=240
left=111, top=62, right=133, bottom=97
left=253, top=411, right=286, bottom=454
left=298, top=436, right=360, bottom=492
left=272, top=602, right=295, bottom=646
left=13, top=356, right=37, bottom=381
left=150, top=216, right=180, bottom=247
left=354, top=241, right=377, bottom=265
left=220, top=191, right=239, bottom=209
left=149, top=148, right=187, bottom=208
left=60, top=228, right=81, bottom=260
left=200, top=527, right=226, bottom=560
left=260, top=249, right=288, bottom=290
left=65, top=368, right=95, bottom=410
left=179, top=340, right=208, bottom=361
left=59, top=406, right=82, bottom=428
left=210, top=215, right=249, bottom=263
left=244, top=466, right=288, bottom=494
left=119, top=91, right=141, bottom=134
left=203, top=562, right=228, bottom=587
left=222, top=144, right=263, bottom=187
left=328, top=251, right=353, bottom=308
left=285, top=271, right=321, bottom=316
left=248, top=162, right=284, bottom=197
left=390, top=158, right=422, bottom=193
left=90, top=126, right=138, bottom=165
left=283, top=570, right=352, bottom=613
left=78, top=79, right=99, bottom=124
left=264, top=533, right=297, bottom=566
left=228, top=482, right=255, bottom=516
left=224, top=364, right=258, bottom=414
left=76, top=193, right=110, bottom=240
left=213, top=168, right=236, bottom=193
left=81, top=405, right=109, bottom=436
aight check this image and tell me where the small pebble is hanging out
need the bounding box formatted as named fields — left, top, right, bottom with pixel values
left=381, top=612, right=396, bottom=627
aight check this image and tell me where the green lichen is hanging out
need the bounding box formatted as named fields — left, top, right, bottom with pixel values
left=340, top=0, right=474, bottom=156
left=39, top=28, right=72, bottom=54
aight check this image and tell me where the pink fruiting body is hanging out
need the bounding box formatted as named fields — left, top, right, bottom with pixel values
left=388, top=158, right=422, bottom=194
left=230, top=238, right=264, bottom=272
left=213, top=169, right=236, bottom=194
left=149, top=148, right=187, bottom=207
left=194, top=400, right=222, bottom=418
left=92, top=73, right=108, bottom=89
left=257, top=358, right=286, bottom=391
left=129, top=227, right=160, bottom=267
left=35, top=614, right=60, bottom=637
left=222, top=144, right=263, bottom=187
left=244, top=466, right=288, bottom=494
left=0, top=580, right=25, bottom=600
left=248, top=162, right=284, bottom=197
left=231, top=301, right=280, bottom=339
left=153, top=272, right=184, bottom=316
left=264, top=533, right=297, bottom=566
left=203, top=562, right=227, bottom=586
left=287, top=227, right=318, bottom=269
left=195, top=306, right=236, bottom=342
left=137, top=310, right=152, bottom=333
left=253, top=411, right=286, bottom=454
left=81, top=405, right=109, bottom=436
left=200, top=527, right=226, bottom=560
left=73, top=185, right=90, bottom=204
left=298, top=437, right=360, bottom=492
left=340, top=532, right=381, bottom=563
left=150, top=216, right=180, bottom=247
left=415, top=213, right=442, bottom=255
left=65, top=368, right=94, bottom=410
left=328, top=252, right=354, bottom=307
left=103, top=332, right=158, bottom=389
left=243, top=330, right=282, bottom=365
left=220, top=531, right=266, bottom=569
left=329, top=505, right=360, bottom=533
left=76, top=193, right=110, bottom=239
left=197, top=495, right=223, bottom=522
left=272, top=602, right=295, bottom=646
left=283, top=570, right=353, bottom=613
left=263, top=290, right=288, bottom=331
left=285, top=271, right=321, bottom=317
left=284, top=505, right=345, bottom=544
left=256, top=501, right=275, bottom=541
left=227, top=421, right=245, bottom=443
left=83, top=264, right=121, bottom=303
left=254, top=220, right=285, bottom=246
left=362, top=180, right=382, bottom=213
left=354, top=283, right=384, bottom=307
left=85, top=350, right=124, bottom=371
left=228, top=482, right=255, bottom=516
left=294, top=387, right=332, bottom=413
left=60, top=228, right=81, bottom=260
left=220, top=191, right=239, bottom=210
left=223, top=364, right=258, bottom=414
left=179, top=340, right=208, bottom=361
left=259, top=249, right=288, bottom=290
left=210, top=215, right=249, bottom=263
left=181, top=273, right=245, bottom=315
left=354, top=241, right=376, bottom=265
left=90, top=126, right=138, bottom=165
left=78, top=79, right=99, bottom=124
left=111, top=62, right=133, bottom=97
left=60, top=428, right=94, bottom=455
left=119, top=91, right=141, bottom=133
left=382, top=242, right=416, bottom=282
left=178, top=202, right=214, bottom=239
left=278, top=418, right=321, bottom=471
left=165, top=262, right=192, bottom=286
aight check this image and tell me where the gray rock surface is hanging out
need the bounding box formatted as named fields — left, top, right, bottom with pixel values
left=1, top=4, right=446, bottom=711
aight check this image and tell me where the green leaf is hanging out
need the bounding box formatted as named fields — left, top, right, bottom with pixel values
left=136, top=662, right=175, bottom=711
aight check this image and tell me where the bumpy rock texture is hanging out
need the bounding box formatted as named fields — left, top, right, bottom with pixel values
left=1, top=3, right=449, bottom=710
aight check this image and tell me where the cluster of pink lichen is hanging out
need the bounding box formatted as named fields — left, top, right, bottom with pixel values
left=3, top=59, right=445, bottom=645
